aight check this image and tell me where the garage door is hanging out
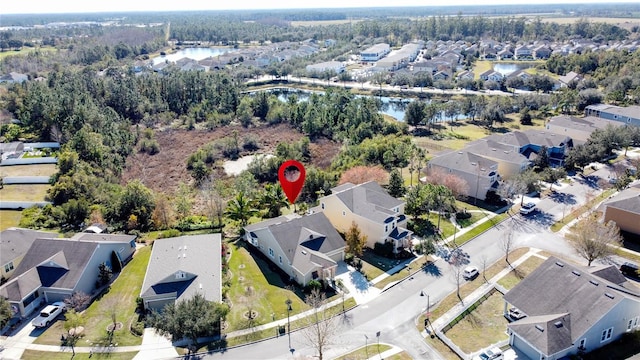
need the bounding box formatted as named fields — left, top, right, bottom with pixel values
left=513, top=335, right=540, bottom=360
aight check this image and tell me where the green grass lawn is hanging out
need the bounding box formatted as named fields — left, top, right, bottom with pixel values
left=0, top=184, right=50, bottom=201
left=452, top=213, right=509, bottom=247
left=456, top=212, right=487, bottom=228
left=225, top=240, right=309, bottom=332
left=35, top=246, right=151, bottom=347
left=374, top=256, right=433, bottom=290
left=20, top=350, right=138, bottom=360
left=497, top=256, right=546, bottom=290
left=0, top=164, right=57, bottom=177
left=444, top=291, right=509, bottom=353
left=335, top=344, right=392, bottom=360
left=0, top=210, right=22, bottom=230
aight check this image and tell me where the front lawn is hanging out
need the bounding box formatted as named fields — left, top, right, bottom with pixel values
left=335, top=344, right=392, bottom=360
left=0, top=210, right=22, bottom=230
left=35, top=246, right=151, bottom=347
left=444, top=291, right=509, bottom=353
left=497, top=255, right=546, bottom=290
left=21, top=350, right=138, bottom=360
left=225, top=239, right=309, bottom=333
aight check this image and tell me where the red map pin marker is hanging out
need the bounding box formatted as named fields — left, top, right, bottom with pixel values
left=278, top=160, right=306, bottom=204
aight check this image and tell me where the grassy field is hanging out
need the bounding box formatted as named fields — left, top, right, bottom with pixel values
left=0, top=46, right=58, bottom=60
left=0, top=164, right=57, bottom=177
left=496, top=255, right=547, bottom=290
left=291, top=19, right=360, bottom=27
left=0, top=210, right=22, bottom=230
left=335, top=344, right=393, bottom=360
left=0, top=184, right=50, bottom=201
left=35, top=246, right=151, bottom=347
left=444, top=291, right=509, bottom=353
left=21, top=350, right=138, bottom=360
left=225, top=240, right=309, bottom=332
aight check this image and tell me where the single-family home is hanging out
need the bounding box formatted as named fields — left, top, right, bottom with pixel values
left=455, top=70, right=474, bottom=81
left=533, top=45, right=552, bottom=59
left=546, top=115, right=623, bottom=145
left=244, top=213, right=345, bottom=286
left=1, top=228, right=58, bottom=280
left=558, top=71, right=583, bottom=88
left=0, top=234, right=137, bottom=318
left=0, top=72, right=28, bottom=84
left=425, top=150, right=500, bottom=201
left=514, top=45, right=533, bottom=60
left=479, top=70, right=504, bottom=82
left=484, top=130, right=573, bottom=167
left=497, top=49, right=514, bottom=60
left=140, top=234, right=222, bottom=312
left=504, top=256, right=640, bottom=360
left=463, top=138, right=530, bottom=178
left=599, top=184, right=640, bottom=236
left=315, top=181, right=412, bottom=254
left=585, top=104, right=640, bottom=128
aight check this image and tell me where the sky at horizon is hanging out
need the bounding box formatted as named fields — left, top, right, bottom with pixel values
left=1, top=0, right=639, bottom=16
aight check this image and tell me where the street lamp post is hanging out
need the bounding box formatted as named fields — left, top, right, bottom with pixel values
left=285, top=299, right=293, bottom=350
left=364, top=335, right=369, bottom=359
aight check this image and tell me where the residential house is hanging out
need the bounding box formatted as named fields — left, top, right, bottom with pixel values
left=0, top=234, right=137, bottom=317
left=315, top=181, right=412, bottom=254
left=426, top=151, right=499, bottom=201
left=504, top=256, right=640, bottom=360
left=558, top=71, right=583, bottom=88
left=484, top=130, right=572, bottom=167
left=479, top=70, right=504, bottom=82
left=360, top=44, right=391, bottom=62
left=140, top=234, right=222, bottom=312
left=585, top=104, right=640, bottom=128
left=433, top=71, right=450, bottom=81
left=600, top=184, right=640, bottom=235
left=244, top=213, right=345, bottom=286
left=1, top=228, right=58, bottom=280
left=0, top=142, right=24, bottom=159
left=463, top=138, right=530, bottom=178
left=497, top=49, right=514, bottom=60
left=455, top=70, right=474, bottom=81
left=533, top=45, right=552, bottom=59
left=514, top=45, right=533, bottom=60
left=546, top=115, right=622, bottom=145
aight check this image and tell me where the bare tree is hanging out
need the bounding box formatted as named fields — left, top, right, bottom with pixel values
left=501, top=222, right=515, bottom=267
left=450, top=263, right=464, bottom=304
left=201, top=176, right=227, bottom=228
left=567, top=212, right=623, bottom=266
left=64, top=291, right=91, bottom=312
left=497, top=177, right=528, bottom=206
left=425, top=168, right=470, bottom=200
left=300, top=289, right=340, bottom=360
left=480, top=255, right=489, bottom=283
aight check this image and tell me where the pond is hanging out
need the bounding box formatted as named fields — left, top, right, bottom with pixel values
left=152, top=47, right=237, bottom=65
left=493, top=62, right=535, bottom=76
left=254, top=87, right=464, bottom=123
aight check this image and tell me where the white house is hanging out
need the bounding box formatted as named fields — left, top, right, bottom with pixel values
left=244, top=213, right=345, bottom=286
left=504, top=257, right=640, bottom=360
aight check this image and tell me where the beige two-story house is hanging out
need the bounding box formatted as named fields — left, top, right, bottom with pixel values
left=315, top=181, right=412, bottom=254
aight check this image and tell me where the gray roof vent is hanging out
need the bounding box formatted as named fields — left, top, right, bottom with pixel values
left=556, top=261, right=564, bottom=267
left=554, top=321, right=563, bottom=328
left=301, top=250, right=308, bottom=255
left=572, top=270, right=581, bottom=276
left=535, top=325, right=544, bottom=332
left=604, top=292, right=615, bottom=299
left=589, top=280, right=599, bottom=286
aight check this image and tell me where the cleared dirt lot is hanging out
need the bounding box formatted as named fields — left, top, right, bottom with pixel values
left=121, top=123, right=341, bottom=195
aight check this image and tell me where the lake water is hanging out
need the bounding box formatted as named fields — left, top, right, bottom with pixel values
left=493, top=62, right=535, bottom=76
left=258, top=88, right=463, bottom=122
left=152, top=47, right=236, bottom=65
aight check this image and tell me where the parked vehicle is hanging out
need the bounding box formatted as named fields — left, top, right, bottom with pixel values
left=463, top=266, right=479, bottom=280
left=473, top=347, right=504, bottom=360
left=620, top=262, right=639, bottom=278
left=519, top=202, right=536, bottom=215
left=32, top=302, right=66, bottom=328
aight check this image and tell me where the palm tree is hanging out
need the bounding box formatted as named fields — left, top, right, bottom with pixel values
left=225, top=192, right=258, bottom=227
left=261, top=184, right=289, bottom=218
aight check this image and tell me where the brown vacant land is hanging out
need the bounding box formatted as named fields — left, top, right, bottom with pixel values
left=121, top=123, right=341, bottom=196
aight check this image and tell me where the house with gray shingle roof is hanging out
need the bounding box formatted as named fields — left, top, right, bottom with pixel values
left=585, top=104, right=640, bottom=128
left=1, top=228, right=58, bottom=280
left=546, top=115, right=623, bottom=145
left=426, top=150, right=500, bottom=201
left=600, top=183, right=640, bottom=236
left=504, top=256, right=640, bottom=359
left=0, top=234, right=136, bottom=318
left=140, top=234, right=222, bottom=311
left=315, top=181, right=411, bottom=254
left=244, top=213, right=345, bottom=286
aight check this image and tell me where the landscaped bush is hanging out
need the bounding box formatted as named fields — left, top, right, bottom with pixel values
left=455, top=211, right=471, bottom=220
left=130, top=320, right=145, bottom=336
left=157, top=229, right=181, bottom=239
left=373, top=242, right=394, bottom=258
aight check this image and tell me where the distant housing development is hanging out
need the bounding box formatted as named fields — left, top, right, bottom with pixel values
left=359, top=43, right=391, bottom=62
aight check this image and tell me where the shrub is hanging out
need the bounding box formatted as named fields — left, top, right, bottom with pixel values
left=131, top=320, right=145, bottom=336
left=455, top=211, right=472, bottom=220
left=306, top=279, right=322, bottom=292
left=373, top=242, right=394, bottom=258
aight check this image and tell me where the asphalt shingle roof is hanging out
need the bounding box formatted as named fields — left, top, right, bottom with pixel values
left=333, top=181, right=404, bottom=223
left=0, top=228, right=59, bottom=266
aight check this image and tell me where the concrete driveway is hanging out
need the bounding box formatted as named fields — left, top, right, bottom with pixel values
left=334, top=262, right=381, bottom=305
